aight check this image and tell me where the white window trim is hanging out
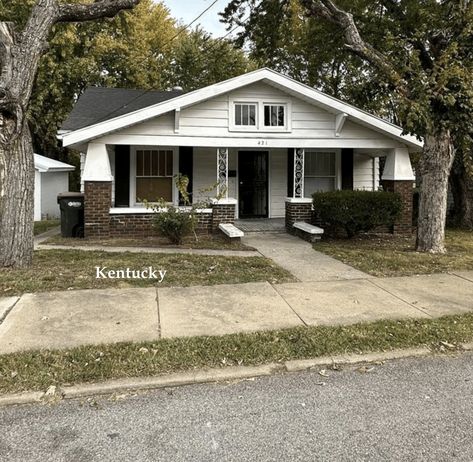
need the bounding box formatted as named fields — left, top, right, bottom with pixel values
left=129, top=146, right=178, bottom=206
left=229, top=96, right=292, bottom=133
left=303, top=149, right=342, bottom=197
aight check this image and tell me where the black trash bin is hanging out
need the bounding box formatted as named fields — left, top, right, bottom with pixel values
left=57, top=192, right=85, bottom=238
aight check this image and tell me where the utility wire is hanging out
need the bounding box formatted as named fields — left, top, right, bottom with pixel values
left=85, top=7, right=247, bottom=127
left=162, top=0, right=221, bottom=48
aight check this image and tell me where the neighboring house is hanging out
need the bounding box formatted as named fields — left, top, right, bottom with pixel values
left=58, top=68, right=421, bottom=238
left=34, top=154, right=75, bottom=221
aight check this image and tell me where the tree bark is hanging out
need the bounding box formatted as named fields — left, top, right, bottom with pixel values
left=416, top=130, right=455, bottom=253
left=0, top=126, right=34, bottom=267
left=0, top=0, right=140, bottom=268
left=449, top=155, right=473, bottom=229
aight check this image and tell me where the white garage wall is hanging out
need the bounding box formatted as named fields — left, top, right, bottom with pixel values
left=40, top=172, right=70, bottom=219
left=34, top=170, right=42, bottom=221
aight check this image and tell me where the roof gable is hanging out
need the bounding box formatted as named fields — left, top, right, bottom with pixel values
left=60, top=68, right=423, bottom=150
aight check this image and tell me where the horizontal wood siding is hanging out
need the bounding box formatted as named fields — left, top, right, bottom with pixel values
left=269, top=149, right=287, bottom=218
left=107, top=82, right=398, bottom=145
left=353, top=152, right=379, bottom=191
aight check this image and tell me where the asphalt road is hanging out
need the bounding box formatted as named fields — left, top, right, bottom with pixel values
left=1, top=352, right=472, bottom=461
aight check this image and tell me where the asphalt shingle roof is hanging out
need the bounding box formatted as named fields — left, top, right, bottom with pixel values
left=61, top=87, right=184, bottom=132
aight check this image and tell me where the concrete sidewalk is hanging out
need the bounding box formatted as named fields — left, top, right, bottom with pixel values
left=0, top=272, right=472, bottom=354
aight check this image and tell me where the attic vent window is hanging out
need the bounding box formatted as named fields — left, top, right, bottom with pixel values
left=235, top=103, right=257, bottom=126
left=264, top=104, right=285, bottom=127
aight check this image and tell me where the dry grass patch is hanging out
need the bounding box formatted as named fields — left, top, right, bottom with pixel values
left=0, top=313, right=472, bottom=394
left=0, top=249, right=294, bottom=296
left=33, top=220, right=60, bottom=236
left=315, top=229, right=473, bottom=277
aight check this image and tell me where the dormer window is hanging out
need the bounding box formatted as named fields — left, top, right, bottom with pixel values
left=264, top=104, right=285, bottom=127
left=235, top=103, right=257, bottom=126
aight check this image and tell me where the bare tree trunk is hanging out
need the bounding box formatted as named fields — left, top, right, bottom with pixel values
left=0, top=125, right=34, bottom=267
left=416, top=130, right=455, bottom=253
left=449, top=154, right=473, bottom=229
left=0, top=0, right=140, bottom=269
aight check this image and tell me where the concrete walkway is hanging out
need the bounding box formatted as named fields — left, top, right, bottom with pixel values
left=0, top=272, right=472, bottom=354
left=243, top=233, right=371, bottom=281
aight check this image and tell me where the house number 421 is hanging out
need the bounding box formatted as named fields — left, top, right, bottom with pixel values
left=257, top=140, right=268, bottom=146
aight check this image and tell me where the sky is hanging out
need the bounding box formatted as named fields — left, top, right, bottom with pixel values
left=162, top=0, right=230, bottom=37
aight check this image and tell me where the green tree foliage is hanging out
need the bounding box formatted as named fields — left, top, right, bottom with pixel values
left=0, top=0, right=252, bottom=157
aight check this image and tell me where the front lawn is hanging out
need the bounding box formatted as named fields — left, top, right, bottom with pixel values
left=33, top=219, right=60, bottom=236
left=43, top=234, right=254, bottom=251
left=0, top=313, right=472, bottom=394
left=316, top=229, right=473, bottom=277
left=0, top=249, right=294, bottom=296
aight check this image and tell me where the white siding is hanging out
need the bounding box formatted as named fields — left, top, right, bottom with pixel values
left=34, top=170, right=42, bottom=221
left=269, top=149, right=287, bottom=217
left=40, top=172, right=69, bottom=219
left=192, top=148, right=216, bottom=204
left=353, top=152, right=379, bottom=191
left=105, top=82, right=397, bottom=144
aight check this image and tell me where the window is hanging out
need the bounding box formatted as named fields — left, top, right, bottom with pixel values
left=136, top=149, right=173, bottom=202
left=264, top=104, right=285, bottom=127
left=304, top=151, right=337, bottom=196
left=234, top=103, right=256, bottom=126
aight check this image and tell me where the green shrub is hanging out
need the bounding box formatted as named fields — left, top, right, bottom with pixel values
left=312, top=190, right=402, bottom=238
left=152, top=205, right=195, bottom=245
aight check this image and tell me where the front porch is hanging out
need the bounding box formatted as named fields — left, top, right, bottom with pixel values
left=80, top=143, right=415, bottom=239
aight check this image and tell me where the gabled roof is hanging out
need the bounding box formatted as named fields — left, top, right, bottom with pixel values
left=59, top=68, right=423, bottom=150
left=61, top=87, right=184, bottom=132
left=34, top=154, right=75, bottom=173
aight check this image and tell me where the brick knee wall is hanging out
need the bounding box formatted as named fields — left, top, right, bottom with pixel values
left=212, top=204, right=235, bottom=232
left=110, top=212, right=212, bottom=238
left=285, top=201, right=312, bottom=232
left=84, top=181, right=112, bottom=239
left=382, top=180, right=413, bottom=234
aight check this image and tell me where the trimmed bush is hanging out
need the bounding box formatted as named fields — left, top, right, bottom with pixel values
left=152, top=205, right=195, bottom=245
left=312, top=190, right=402, bottom=238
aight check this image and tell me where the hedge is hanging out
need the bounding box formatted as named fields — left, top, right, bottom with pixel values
left=312, top=190, right=402, bottom=238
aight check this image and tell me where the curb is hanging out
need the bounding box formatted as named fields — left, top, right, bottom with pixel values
left=0, top=345, right=469, bottom=407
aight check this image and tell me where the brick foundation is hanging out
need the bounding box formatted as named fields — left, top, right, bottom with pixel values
left=110, top=211, right=212, bottom=237
left=382, top=180, right=414, bottom=234
left=84, top=181, right=112, bottom=239
left=285, top=200, right=313, bottom=232
left=211, top=203, right=236, bottom=232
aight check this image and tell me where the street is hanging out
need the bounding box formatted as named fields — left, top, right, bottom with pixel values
left=1, top=352, right=472, bottom=461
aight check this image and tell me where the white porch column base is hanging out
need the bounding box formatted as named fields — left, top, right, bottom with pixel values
left=211, top=198, right=238, bottom=205
left=382, top=147, right=415, bottom=181
left=83, top=143, right=113, bottom=182
left=285, top=197, right=312, bottom=204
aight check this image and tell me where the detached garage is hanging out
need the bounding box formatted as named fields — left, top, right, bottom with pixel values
left=34, top=154, right=76, bottom=221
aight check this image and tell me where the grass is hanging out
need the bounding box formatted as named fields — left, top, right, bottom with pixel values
left=43, top=234, right=254, bottom=251
left=316, top=229, right=473, bottom=277
left=0, top=249, right=294, bottom=296
left=0, top=313, right=472, bottom=394
left=33, top=219, right=60, bottom=236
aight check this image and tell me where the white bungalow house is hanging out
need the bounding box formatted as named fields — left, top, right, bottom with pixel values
left=34, top=154, right=75, bottom=221
left=58, top=68, right=421, bottom=238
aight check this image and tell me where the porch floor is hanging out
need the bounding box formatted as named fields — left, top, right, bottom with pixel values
left=235, top=218, right=285, bottom=233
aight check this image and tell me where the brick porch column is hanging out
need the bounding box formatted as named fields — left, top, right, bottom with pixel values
left=285, top=148, right=313, bottom=232
left=212, top=199, right=237, bottom=232
left=82, top=143, right=113, bottom=239
left=381, top=147, right=415, bottom=234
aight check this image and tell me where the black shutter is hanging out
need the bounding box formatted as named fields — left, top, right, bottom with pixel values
left=287, top=148, right=294, bottom=197
left=179, top=146, right=193, bottom=205
left=341, top=149, right=354, bottom=190
left=114, top=145, right=130, bottom=207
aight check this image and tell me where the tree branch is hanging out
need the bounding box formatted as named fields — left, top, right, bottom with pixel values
left=300, top=0, right=407, bottom=92
left=0, top=22, right=15, bottom=89
left=58, top=0, right=141, bottom=23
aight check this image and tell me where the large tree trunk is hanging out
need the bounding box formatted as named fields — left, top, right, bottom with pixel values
left=0, top=125, right=34, bottom=268
left=416, top=129, right=455, bottom=253
left=449, top=154, right=473, bottom=229
left=0, top=0, right=141, bottom=269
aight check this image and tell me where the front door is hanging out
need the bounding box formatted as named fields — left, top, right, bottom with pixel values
left=238, top=151, right=268, bottom=218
